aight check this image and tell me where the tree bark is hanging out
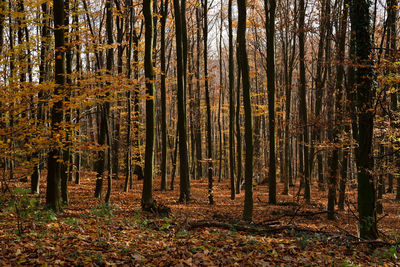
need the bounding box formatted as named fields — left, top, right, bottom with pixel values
left=160, top=0, right=168, bottom=191
left=173, top=0, right=190, bottom=202
left=238, top=0, right=254, bottom=221
left=142, top=0, right=155, bottom=209
left=265, top=0, right=277, bottom=204
left=46, top=0, right=65, bottom=212
left=350, top=0, right=378, bottom=240
left=298, top=0, right=310, bottom=203
left=228, top=0, right=235, bottom=200
left=203, top=0, right=214, bottom=204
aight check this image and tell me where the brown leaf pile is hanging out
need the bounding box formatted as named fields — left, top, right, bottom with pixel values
left=0, top=173, right=399, bottom=266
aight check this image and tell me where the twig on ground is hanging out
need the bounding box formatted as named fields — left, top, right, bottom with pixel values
left=186, top=220, right=399, bottom=248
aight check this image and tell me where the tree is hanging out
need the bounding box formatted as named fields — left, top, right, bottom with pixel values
left=195, top=5, right=203, bottom=181
left=236, top=37, right=242, bottom=195
left=203, top=0, right=214, bottom=205
left=350, top=0, right=378, bottom=240
left=298, top=0, right=310, bottom=203
left=238, top=0, right=254, bottom=221
left=327, top=0, right=347, bottom=220
left=160, top=0, right=168, bottom=191
left=142, top=0, right=155, bottom=209
left=0, top=0, right=3, bottom=55
left=60, top=0, right=71, bottom=206
left=281, top=0, right=296, bottom=194
left=313, top=0, right=327, bottom=191
left=103, top=0, right=114, bottom=204
left=31, top=2, right=49, bottom=194
left=265, top=0, right=276, bottom=204
left=228, top=0, right=235, bottom=200
left=173, top=0, right=190, bottom=202
left=46, top=0, right=65, bottom=212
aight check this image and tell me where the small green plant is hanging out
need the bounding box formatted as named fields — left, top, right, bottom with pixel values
left=373, top=246, right=398, bottom=260
left=8, top=187, right=56, bottom=235
left=158, top=217, right=172, bottom=231
left=132, top=212, right=151, bottom=229
left=295, top=233, right=311, bottom=250
left=65, top=217, right=80, bottom=225
left=339, top=260, right=361, bottom=267
left=91, top=203, right=119, bottom=221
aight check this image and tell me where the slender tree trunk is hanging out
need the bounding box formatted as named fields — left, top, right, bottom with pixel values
left=236, top=43, right=242, bottom=195
left=142, top=0, right=155, bottom=209
left=228, top=0, right=235, bottom=200
left=113, top=0, right=124, bottom=181
left=218, top=3, right=223, bottom=183
left=104, top=0, right=114, bottom=204
left=170, top=127, right=179, bottom=190
left=160, top=0, right=168, bottom=191
left=283, top=10, right=296, bottom=194
left=299, top=0, right=310, bottom=203
left=173, top=0, right=190, bottom=202
left=181, top=0, right=191, bottom=196
left=337, top=1, right=349, bottom=211
left=202, top=0, right=214, bottom=204
left=95, top=0, right=113, bottom=199
left=314, top=0, right=327, bottom=191
left=238, top=0, right=254, bottom=221
left=387, top=0, right=398, bottom=198
left=46, top=0, right=65, bottom=212
left=265, top=0, right=277, bottom=204
left=73, top=0, right=81, bottom=185
left=31, top=2, right=49, bottom=194
left=60, top=0, right=71, bottom=206
left=195, top=6, right=202, bottom=180
left=0, top=0, right=4, bottom=56
left=376, top=146, right=384, bottom=214
left=328, top=0, right=347, bottom=220
left=124, top=0, right=134, bottom=192
left=132, top=31, right=144, bottom=185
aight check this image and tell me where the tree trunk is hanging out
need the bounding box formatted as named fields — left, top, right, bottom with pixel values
left=46, top=0, right=65, bottom=212
left=31, top=2, right=49, bottom=194
left=60, top=0, right=71, bottom=206
left=142, top=0, right=155, bottom=209
left=350, top=0, right=378, bottom=240
left=236, top=42, right=242, bottom=195
left=103, top=0, right=113, bottom=204
left=336, top=0, right=348, bottom=212
left=124, top=0, right=134, bottom=192
left=238, top=0, right=254, bottom=221
left=160, top=0, right=168, bottom=191
left=265, top=0, right=277, bottom=204
left=218, top=3, right=223, bottom=184
left=173, top=0, right=190, bottom=202
left=314, top=0, right=327, bottom=191
left=228, top=0, right=235, bottom=200
left=195, top=6, right=202, bottom=180
left=298, top=0, right=310, bottom=203
left=203, top=0, right=214, bottom=204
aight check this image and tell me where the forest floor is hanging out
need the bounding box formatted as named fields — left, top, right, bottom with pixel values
left=0, top=172, right=399, bottom=266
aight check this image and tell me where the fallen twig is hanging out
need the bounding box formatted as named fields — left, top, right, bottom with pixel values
left=186, top=220, right=399, bottom=248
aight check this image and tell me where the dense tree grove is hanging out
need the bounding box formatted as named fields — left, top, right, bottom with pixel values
left=1, top=0, right=400, bottom=244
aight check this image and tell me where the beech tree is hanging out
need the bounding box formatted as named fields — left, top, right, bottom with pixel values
left=350, top=0, right=378, bottom=240
left=142, top=0, right=155, bottom=209
left=238, top=0, right=254, bottom=221
left=265, top=0, right=277, bottom=204
left=46, top=0, right=65, bottom=212
left=173, top=0, right=190, bottom=202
